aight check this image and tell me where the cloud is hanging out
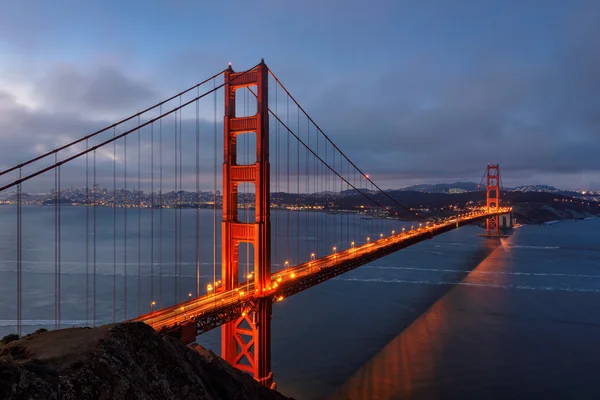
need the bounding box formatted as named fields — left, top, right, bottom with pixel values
left=30, top=65, right=159, bottom=119
left=0, top=65, right=220, bottom=192
left=1, top=2, right=600, bottom=192
left=295, top=17, right=600, bottom=190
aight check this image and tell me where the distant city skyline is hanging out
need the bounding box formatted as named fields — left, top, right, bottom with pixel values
left=2, top=181, right=598, bottom=199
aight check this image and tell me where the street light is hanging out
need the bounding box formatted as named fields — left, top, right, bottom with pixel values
left=284, top=260, right=289, bottom=269
left=392, top=230, right=395, bottom=236
left=207, top=284, right=213, bottom=294
left=333, top=246, right=336, bottom=254
left=367, top=237, right=370, bottom=243
left=351, top=241, right=355, bottom=249
left=380, top=233, right=383, bottom=239
left=311, top=253, right=315, bottom=261
left=150, top=301, right=156, bottom=325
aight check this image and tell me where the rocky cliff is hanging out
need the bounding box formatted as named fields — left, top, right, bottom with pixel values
left=0, top=323, right=290, bottom=400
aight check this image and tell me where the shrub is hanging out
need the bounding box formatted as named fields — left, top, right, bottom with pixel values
left=1, top=334, right=20, bottom=345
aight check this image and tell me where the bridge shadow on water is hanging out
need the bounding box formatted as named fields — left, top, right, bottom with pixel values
left=268, top=231, right=502, bottom=400
left=323, top=223, right=600, bottom=400
left=323, top=239, right=505, bottom=400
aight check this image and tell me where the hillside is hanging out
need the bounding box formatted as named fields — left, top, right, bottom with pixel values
left=0, top=323, right=289, bottom=400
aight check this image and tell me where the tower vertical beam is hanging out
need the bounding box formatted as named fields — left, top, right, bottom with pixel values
left=221, top=60, right=272, bottom=387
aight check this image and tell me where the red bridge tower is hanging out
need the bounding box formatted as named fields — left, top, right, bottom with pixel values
left=221, top=60, right=273, bottom=387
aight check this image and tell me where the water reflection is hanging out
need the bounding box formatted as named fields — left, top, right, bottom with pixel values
left=328, top=239, right=509, bottom=400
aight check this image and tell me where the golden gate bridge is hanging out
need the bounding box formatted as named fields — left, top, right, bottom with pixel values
left=0, top=60, right=510, bottom=387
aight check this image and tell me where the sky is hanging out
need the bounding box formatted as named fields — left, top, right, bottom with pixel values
left=0, top=0, right=599, bottom=191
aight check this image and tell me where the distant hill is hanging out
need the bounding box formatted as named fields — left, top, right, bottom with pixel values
left=398, top=182, right=481, bottom=194
left=509, top=185, right=598, bottom=202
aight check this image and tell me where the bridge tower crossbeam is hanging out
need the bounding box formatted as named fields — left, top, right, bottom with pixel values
left=221, top=60, right=273, bottom=387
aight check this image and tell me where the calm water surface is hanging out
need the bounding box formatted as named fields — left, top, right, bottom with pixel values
left=1, top=205, right=599, bottom=399
left=324, top=218, right=600, bottom=400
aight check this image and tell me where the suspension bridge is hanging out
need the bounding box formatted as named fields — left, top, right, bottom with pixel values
left=0, top=60, right=510, bottom=388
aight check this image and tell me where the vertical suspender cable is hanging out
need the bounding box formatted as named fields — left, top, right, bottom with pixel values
left=296, top=106, right=300, bottom=263
left=16, top=168, right=22, bottom=336
left=346, top=161, right=349, bottom=247
left=342, top=155, right=344, bottom=247
left=339, top=150, right=342, bottom=248
left=305, top=118, right=309, bottom=260
left=329, top=146, right=332, bottom=247
left=113, top=128, right=116, bottom=322
left=320, top=137, right=323, bottom=255
left=325, top=143, right=328, bottom=247
left=85, top=141, right=89, bottom=326
left=93, top=150, right=97, bottom=327
left=333, top=146, right=336, bottom=247
left=151, top=122, right=154, bottom=304
left=286, top=95, right=290, bottom=264
left=174, top=110, right=178, bottom=303
left=372, top=181, right=376, bottom=238
left=159, top=106, right=164, bottom=308
left=245, top=89, right=249, bottom=291
left=124, top=132, right=128, bottom=319
left=331, top=146, right=334, bottom=248
left=213, top=78, right=217, bottom=299
left=324, top=141, right=328, bottom=252
left=354, top=168, right=357, bottom=244
left=314, top=127, right=321, bottom=253
left=376, top=182, right=380, bottom=237
left=54, top=154, right=58, bottom=330
left=179, top=96, right=183, bottom=302
left=275, top=82, right=279, bottom=271
left=57, top=163, right=61, bottom=329
left=195, top=90, right=200, bottom=297
left=137, top=115, right=141, bottom=317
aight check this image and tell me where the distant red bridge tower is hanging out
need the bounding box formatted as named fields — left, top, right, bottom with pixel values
left=485, top=164, right=501, bottom=237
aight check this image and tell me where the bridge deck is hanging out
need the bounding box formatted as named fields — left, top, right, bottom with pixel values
left=132, top=209, right=509, bottom=340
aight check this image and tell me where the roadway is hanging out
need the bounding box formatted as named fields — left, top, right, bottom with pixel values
left=132, top=208, right=510, bottom=337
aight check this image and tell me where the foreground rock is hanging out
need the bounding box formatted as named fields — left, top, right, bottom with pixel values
left=0, top=323, right=290, bottom=400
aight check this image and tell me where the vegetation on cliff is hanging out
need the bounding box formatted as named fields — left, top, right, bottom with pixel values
left=0, top=323, right=289, bottom=400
